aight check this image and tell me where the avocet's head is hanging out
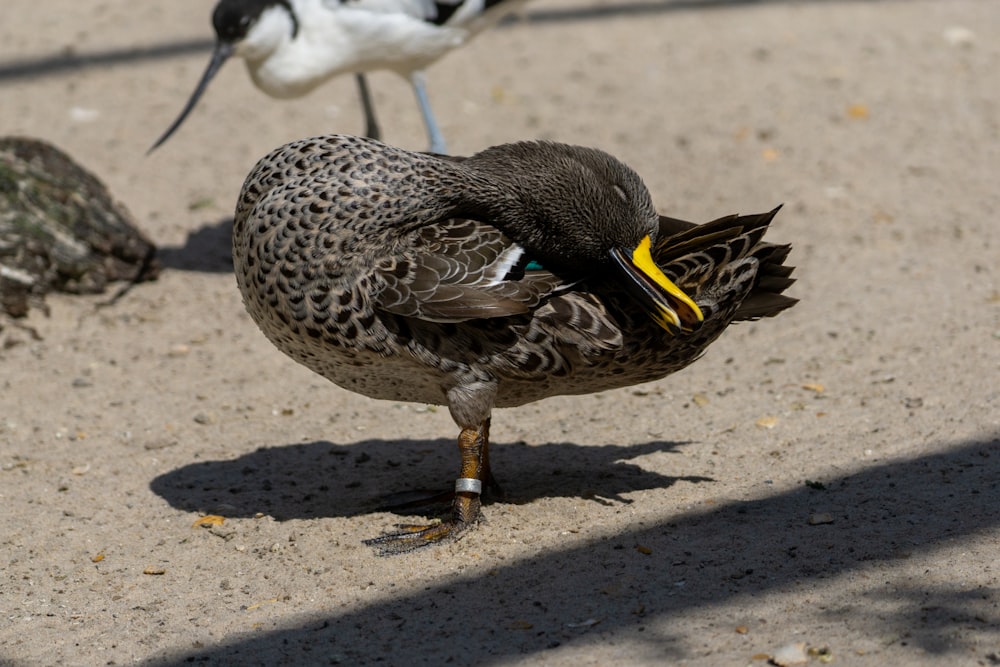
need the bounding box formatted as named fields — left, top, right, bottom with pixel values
left=149, top=0, right=299, bottom=152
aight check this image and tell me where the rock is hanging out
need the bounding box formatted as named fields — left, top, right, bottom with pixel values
left=0, top=137, right=159, bottom=321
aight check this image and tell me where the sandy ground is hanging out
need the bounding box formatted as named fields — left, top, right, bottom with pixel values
left=1, top=0, right=998, bottom=664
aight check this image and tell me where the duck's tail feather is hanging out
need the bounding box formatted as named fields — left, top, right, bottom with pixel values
left=656, top=205, right=797, bottom=322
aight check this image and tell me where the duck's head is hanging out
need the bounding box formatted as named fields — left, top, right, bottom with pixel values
left=463, top=141, right=704, bottom=334
left=149, top=0, right=299, bottom=152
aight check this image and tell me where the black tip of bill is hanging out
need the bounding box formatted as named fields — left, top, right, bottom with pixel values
left=148, top=42, right=234, bottom=154
left=610, top=235, right=704, bottom=335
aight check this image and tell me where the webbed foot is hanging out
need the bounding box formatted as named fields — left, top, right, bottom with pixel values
left=363, top=489, right=482, bottom=555
left=364, top=420, right=492, bottom=555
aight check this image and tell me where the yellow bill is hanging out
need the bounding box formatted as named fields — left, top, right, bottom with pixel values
left=610, top=235, right=704, bottom=334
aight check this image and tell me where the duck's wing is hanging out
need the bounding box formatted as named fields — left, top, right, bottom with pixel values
left=376, top=217, right=566, bottom=322
left=656, top=213, right=697, bottom=237
left=655, top=206, right=797, bottom=321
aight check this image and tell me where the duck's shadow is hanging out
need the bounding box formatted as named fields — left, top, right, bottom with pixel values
left=156, top=218, right=233, bottom=273
left=150, top=438, right=707, bottom=520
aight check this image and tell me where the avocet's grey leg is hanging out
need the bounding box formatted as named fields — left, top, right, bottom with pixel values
left=410, top=70, right=447, bottom=154
left=354, top=73, right=381, bottom=141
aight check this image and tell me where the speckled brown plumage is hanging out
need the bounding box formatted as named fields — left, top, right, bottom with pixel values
left=233, top=134, right=796, bottom=553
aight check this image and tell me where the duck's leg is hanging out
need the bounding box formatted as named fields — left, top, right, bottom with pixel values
left=376, top=417, right=502, bottom=511
left=364, top=420, right=489, bottom=555
left=354, top=73, right=381, bottom=141
left=409, top=71, right=447, bottom=154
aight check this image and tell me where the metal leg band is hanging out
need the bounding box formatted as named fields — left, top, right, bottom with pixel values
left=454, top=478, right=482, bottom=495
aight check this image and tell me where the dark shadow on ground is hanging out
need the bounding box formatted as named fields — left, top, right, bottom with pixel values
left=151, top=437, right=701, bottom=519
left=0, top=0, right=897, bottom=82
left=149, top=436, right=999, bottom=665
left=156, top=217, right=233, bottom=273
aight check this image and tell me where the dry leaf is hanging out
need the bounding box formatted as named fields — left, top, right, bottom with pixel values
left=872, top=208, right=894, bottom=224
left=635, top=544, right=652, bottom=555
left=692, top=392, right=710, bottom=407
left=192, top=515, right=226, bottom=528
left=847, top=103, right=869, bottom=119
left=91, top=553, right=105, bottom=563
left=143, top=567, right=166, bottom=575
left=755, top=416, right=779, bottom=429
left=801, top=383, right=825, bottom=394
left=246, top=598, right=279, bottom=611
left=508, top=620, right=533, bottom=630
left=735, top=625, right=749, bottom=634
left=762, top=148, right=780, bottom=161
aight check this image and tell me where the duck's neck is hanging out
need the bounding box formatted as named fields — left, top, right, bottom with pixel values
left=451, top=156, right=615, bottom=276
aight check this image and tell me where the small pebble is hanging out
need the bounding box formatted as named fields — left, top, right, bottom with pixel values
left=771, top=642, right=808, bottom=666
left=943, top=26, right=975, bottom=48
left=69, top=107, right=100, bottom=123
left=809, top=513, right=834, bottom=525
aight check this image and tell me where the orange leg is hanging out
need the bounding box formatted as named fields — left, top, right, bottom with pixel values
left=364, top=419, right=491, bottom=555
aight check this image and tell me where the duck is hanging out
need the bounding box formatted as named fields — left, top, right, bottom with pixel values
left=232, top=134, right=797, bottom=553
left=150, top=0, right=529, bottom=153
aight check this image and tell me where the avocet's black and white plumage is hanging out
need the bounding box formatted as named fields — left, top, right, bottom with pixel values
left=151, top=0, right=525, bottom=153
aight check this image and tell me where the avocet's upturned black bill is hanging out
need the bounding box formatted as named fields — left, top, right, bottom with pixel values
left=149, top=0, right=527, bottom=154
left=149, top=42, right=234, bottom=153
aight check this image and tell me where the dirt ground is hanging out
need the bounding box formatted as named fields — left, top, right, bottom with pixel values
left=1, top=0, right=998, bottom=665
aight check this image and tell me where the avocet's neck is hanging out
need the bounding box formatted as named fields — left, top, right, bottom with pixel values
left=233, top=3, right=297, bottom=64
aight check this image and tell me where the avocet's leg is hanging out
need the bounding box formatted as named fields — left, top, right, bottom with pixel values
left=354, top=73, right=381, bottom=141
left=410, top=70, right=447, bottom=154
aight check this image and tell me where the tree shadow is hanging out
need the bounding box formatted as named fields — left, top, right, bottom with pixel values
left=0, top=0, right=898, bottom=83
left=148, top=436, right=999, bottom=665
left=155, top=217, right=233, bottom=273
left=150, top=437, right=703, bottom=520
left=515, top=0, right=895, bottom=26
